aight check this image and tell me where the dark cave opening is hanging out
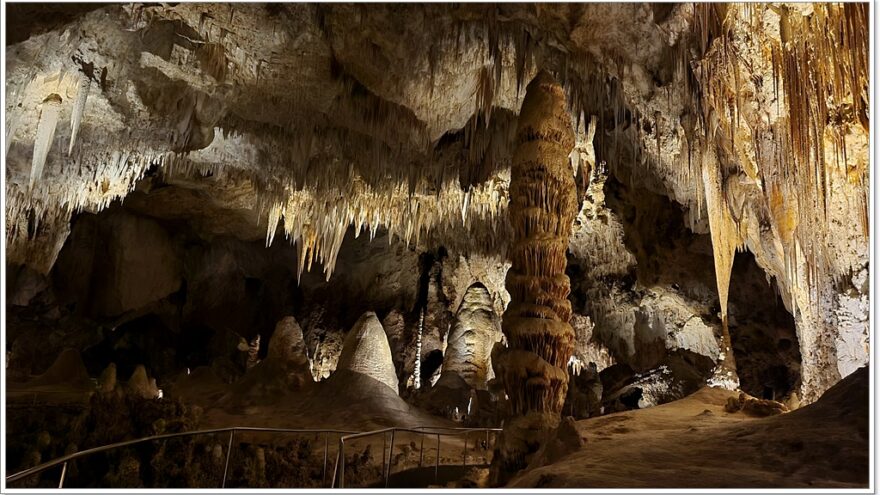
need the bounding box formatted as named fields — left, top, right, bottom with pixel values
left=727, top=250, right=802, bottom=401
left=421, top=349, right=445, bottom=384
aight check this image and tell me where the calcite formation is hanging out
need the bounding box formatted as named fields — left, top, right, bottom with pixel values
left=266, top=316, right=311, bottom=380
left=3, top=3, right=870, bottom=406
left=335, top=311, right=399, bottom=392
left=439, top=283, right=502, bottom=390
left=492, top=71, right=577, bottom=476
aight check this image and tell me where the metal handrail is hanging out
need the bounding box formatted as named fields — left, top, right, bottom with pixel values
left=6, top=426, right=358, bottom=488
left=331, top=426, right=502, bottom=488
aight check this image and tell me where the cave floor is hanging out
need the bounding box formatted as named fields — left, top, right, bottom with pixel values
left=510, top=370, right=869, bottom=489
left=6, top=368, right=868, bottom=489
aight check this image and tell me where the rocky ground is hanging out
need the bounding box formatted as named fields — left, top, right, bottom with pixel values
left=510, top=366, right=869, bottom=489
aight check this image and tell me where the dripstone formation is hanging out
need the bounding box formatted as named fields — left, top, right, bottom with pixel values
left=492, top=71, right=577, bottom=478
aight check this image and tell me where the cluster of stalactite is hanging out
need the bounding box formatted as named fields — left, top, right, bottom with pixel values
left=4, top=4, right=625, bottom=281
left=688, top=4, right=869, bottom=393
left=491, top=71, right=577, bottom=477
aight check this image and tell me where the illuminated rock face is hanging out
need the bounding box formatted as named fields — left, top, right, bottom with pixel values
left=492, top=71, right=577, bottom=477
left=336, top=311, right=399, bottom=393
left=439, top=283, right=502, bottom=390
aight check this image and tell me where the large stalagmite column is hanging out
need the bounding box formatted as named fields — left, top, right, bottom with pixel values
left=491, top=71, right=577, bottom=478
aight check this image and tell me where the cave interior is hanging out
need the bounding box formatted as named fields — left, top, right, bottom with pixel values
left=2, top=2, right=871, bottom=490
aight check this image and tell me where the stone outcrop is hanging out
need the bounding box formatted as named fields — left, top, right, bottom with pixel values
left=126, top=364, right=160, bottom=400
left=266, top=316, right=311, bottom=379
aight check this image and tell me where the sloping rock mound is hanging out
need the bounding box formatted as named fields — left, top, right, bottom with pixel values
left=24, top=348, right=92, bottom=390
left=302, top=370, right=440, bottom=429
left=201, top=369, right=449, bottom=432
left=509, top=366, right=869, bottom=489
left=218, top=317, right=313, bottom=406
left=336, top=312, right=399, bottom=393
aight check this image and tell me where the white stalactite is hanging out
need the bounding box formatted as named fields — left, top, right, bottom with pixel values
left=30, top=94, right=63, bottom=189
left=68, top=75, right=91, bottom=155
left=413, top=307, right=424, bottom=390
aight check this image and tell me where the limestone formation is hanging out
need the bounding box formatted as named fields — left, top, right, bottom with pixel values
left=725, top=392, right=789, bottom=417
left=492, top=71, right=577, bottom=477
left=98, top=363, right=117, bottom=394
left=336, top=311, right=399, bottom=393
left=1, top=4, right=871, bottom=488
left=3, top=5, right=869, bottom=406
left=126, top=364, right=160, bottom=400
left=438, top=283, right=501, bottom=390
left=246, top=335, right=261, bottom=370
left=25, top=348, right=92, bottom=390
left=267, top=316, right=311, bottom=378
left=382, top=309, right=415, bottom=387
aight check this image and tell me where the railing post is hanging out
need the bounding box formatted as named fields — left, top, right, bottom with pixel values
left=339, top=439, right=346, bottom=488
left=435, top=434, right=440, bottom=484
left=58, top=461, right=68, bottom=488
left=322, top=432, right=329, bottom=487
left=221, top=429, right=235, bottom=488
left=330, top=444, right=341, bottom=488
left=385, top=429, right=395, bottom=488
left=382, top=431, right=387, bottom=484
left=462, top=435, right=467, bottom=467
left=419, top=431, right=425, bottom=468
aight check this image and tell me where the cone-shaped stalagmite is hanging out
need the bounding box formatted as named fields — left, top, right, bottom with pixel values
left=491, top=71, right=577, bottom=480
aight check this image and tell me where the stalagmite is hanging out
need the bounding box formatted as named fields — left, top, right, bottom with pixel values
left=246, top=335, right=261, bottom=369
left=30, top=94, right=63, bottom=189
left=438, top=283, right=502, bottom=390
left=336, top=311, right=399, bottom=392
left=492, top=71, right=577, bottom=480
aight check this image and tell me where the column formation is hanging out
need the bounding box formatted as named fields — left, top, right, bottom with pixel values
left=492, top=70, right=577, bottom=476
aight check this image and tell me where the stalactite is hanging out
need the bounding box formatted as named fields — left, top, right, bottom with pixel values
left=30, top=94, right=63, bottom=190
left=68, top=75, right=91, bottom=155
left=491, top=71, right=576, bottom=481
left=5, top=105, right=23, bottom=157
left=688, top=4, right=868, bottom=400
left=701, top=144, right=741, bottom=389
